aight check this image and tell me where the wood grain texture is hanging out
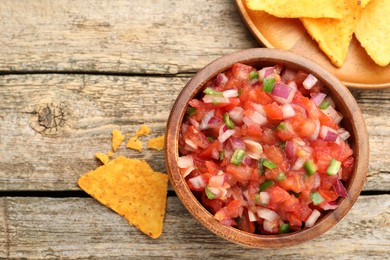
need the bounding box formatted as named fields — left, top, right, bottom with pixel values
left=0, top=74, right=389, bottom=191
left=0, top=0, right=258, bottom=74
left=0, top=195, right=388, bottom=259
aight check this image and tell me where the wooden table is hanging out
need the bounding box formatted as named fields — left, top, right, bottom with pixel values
left=1, top=1, right=389, bottom=258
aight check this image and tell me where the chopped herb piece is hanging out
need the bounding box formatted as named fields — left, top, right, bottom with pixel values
left=319, top=100, right=330, bottom=110
left=311, top=191, right=324, bottom=205
left=304, top=159, right=317, bottom=176
left=327, top=158, right=341, bottom=176
left=276, top=122, right=287, bottom=131
left=203, top=87, right=223, bottom=96
left=259, top=180, right=274, bottom=191
left=205, top=186, right=215, bottom=199
left=279, top=223, right=290, bottom=234
left=224, top=113, right=235, bottom=129
left=249, top=70, right=259, bottom=80
left=263, top=159, right=277, bottom=170
left=219, top=150, right=225, bottom=161
left=231, top=149, right=246, bottom=166
left=206, top=136, right=215, bottom=142
left=258, top=158, right=266, bottom=175
left=186, top=107, right=197, bottom=116
left=279, top=141, right=286, bottom=150
left=238, top=88, right=243, bottom=96
left=275, top=172, right=286, bottom=181
left=263, top=78, right=276, bottom=93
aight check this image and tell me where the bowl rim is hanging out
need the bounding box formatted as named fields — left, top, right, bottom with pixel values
left=165, top=48, right=369, bottom=248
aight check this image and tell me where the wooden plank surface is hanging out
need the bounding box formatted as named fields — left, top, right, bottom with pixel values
left=0, top=0, right=258, bottom=74
left=0, top=195, right=389, bottom=259
left=0, top=74, right=389, bottom=191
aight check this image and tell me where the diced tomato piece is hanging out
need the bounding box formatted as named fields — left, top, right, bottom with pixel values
left=278, top=171, right=304, bottom=193
left=341, top=157, right=354, bottom=181
left=337, top=140, right=353, bottom=162
left=205, top=160, right=220, bottom=175
left=318, top=188, right=338, bottom=203
left=223, top=97, right=241, bottom=112
left=226, top=164, right=253, bottom=183
left=264, top=102, right=284, bottom=120
left=201, top=192, right=224, bottom=214
left=237, top=209, right=256, bottom=233
left=241, top=123, right=263, bottom=140
left=226, top=200, right=242, bottom=218
left=198, top=140, right=219, bottom=159
left=232, top=63, right=253, bottom=81
left=184, top=126, right=210, bottom=149
left=260, top=128, right=278, bottom=145
left=264, top=145, right=285, bottom=164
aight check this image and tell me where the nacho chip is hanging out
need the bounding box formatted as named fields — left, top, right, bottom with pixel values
left=78, top=156, right=169, bottom=239
left=95, top=152, right=109, bottom=165
left=300, top=0, right=362, bottom=67
left=147, top=135, right=165, bottom=151
left=355, top=0, right=390, bottom=66
left=112, top=129, right=125, bottom=152
left=246, top=0, right=342, bottom=18
left=357, top=0, right=372, bottom=7
left=107, top=150, right=114, bottom=157
left=126, top=136, right=143, bottom=152
left=136, top=125, right=152, bottom=137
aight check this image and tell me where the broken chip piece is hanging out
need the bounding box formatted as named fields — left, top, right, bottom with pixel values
left=112, top=129, right=125, bottom=152
left=147, top=135, right=165, bottom=151
left=136, top=125, right=152, bottom=137
left=78, top=156, right=169, bottom=239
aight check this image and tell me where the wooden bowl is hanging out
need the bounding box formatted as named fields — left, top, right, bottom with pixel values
left=165, top=48, right=369, bottom=248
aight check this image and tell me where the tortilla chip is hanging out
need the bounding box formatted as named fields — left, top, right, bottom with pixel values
left=107, top=150, right=114, bottom=157
left=300, top=0, right=362, bottom=67
left=78, top=156, right=169, bottom=239
left=112, top=129, right=125, bottom=152
left=126, top=136, right=143, bottom=152
left=357, top=0, right=372, bottom=7
left=246, top=0, right=342, bottom=18
left=355, top=0, right=390, bottom=66
left=147, top=135, right=165, bottom=151
left=136, top=125, right=152, bottom=137
left=95, top=152, right=109, bottom=165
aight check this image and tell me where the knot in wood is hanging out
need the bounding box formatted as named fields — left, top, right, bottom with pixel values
left=29, top=102, right=70, bottom=136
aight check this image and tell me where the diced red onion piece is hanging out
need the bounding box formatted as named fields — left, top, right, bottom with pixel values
left=257, top=208, right=279, bottom=221
left=181, top=166, right=195, bottom=178
left=209, top=175, right=225, bottom=187
left=228, top=107, right=244, bottom=123
left=242, top=116, right=254, bottom=126
left=211, top=148, right=219, bottom=160
left=258, top=67, right=274, bottom=81
left=249, top=111, right=267, bottom=126
left=218, top=129, right=235, bottom=143
left=188, top=175, right=206, bottom=189
left=322, top=106, right=343, bottom=124
left=288, top=80, right=298, bottom=90
left=222, top=89, right=239, bottom=98
left=305, top=209, right=320, bottom=228
left=259, top=191, right=270, bottom=206
left=320, top=125, right=339, bottom=142
left=334, top=178, right=349, bottom=198
left=177, top=155, right=194, bottom=168
left=243, top=139, right=263, bottom=160
left=309, top=119, right=321, bottom=140
left=215, top=73, right=228, bottom=87
left=281, top=103, right=296, bottom=118
left=252, top=103, right=266, bottom=116
left=188, top=117, right=200, bottom=128
left=263, top=220, right=278, bottom=233
left=207, top=116, right=223, bottom=128
left=285, top=141, right=295, bottom=160
left=338, top=128, right=351, bottom=140
left=202, top=95, right=230, bottom=104
left=185, top=138, right=198, bottom=150
left=291, top=157, right=306, bottom=171
left=320, top=201, right=339, bottom=210
left=242, top=156, right=254, bottom=167
left=281, top=68, right=296, bottom=82
left=199, top=110, right=215, bottom=130
left=248, top=210, right=257, bottom=222
left=272, top=82, right=296, bottom=104
left=303, top=74, right=318, bottom=90
left=230, top=138, right=246, bottom=150
left=311, top=93, right=327, bottom=106
left=219, top=124, right=228, bottom=136
left=274, top=64, right=283, bottom=74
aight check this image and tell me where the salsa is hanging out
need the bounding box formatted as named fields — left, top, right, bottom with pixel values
left=177, top=63, right=354, bottom=234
